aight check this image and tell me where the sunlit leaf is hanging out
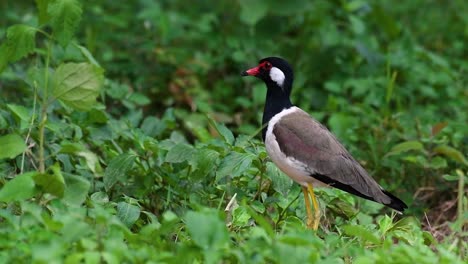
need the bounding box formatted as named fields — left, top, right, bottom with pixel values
left=0, top=172, right=36, bottom=202
left=117, top=202, right=140, bottom=227
left=386, top=141, right=424, bottom=156
left=52, top=62, right=104, bottom=111
left=216, top=151, right=255, bottom=180
left=433, top=145, right=468, bottom=166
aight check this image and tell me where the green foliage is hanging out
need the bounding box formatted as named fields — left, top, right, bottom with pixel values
left=0, top=0, right=467, bottom=263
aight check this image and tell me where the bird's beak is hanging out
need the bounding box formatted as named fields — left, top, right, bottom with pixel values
left=241, top=66, right=260, bottom=77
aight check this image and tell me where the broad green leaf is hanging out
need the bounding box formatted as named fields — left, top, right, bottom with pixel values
left=216, top=151, right=255, bottom=180
left=0, top=134, right=26, bottom=159
left=433, top=145, right=468, bottom=166
left=60, top=143, right=101, bottom=173
left=6, top=104, right=31, bottom=123
left=33, top=164, right=65, bottom=198
left=103, top=153, right=136, bottom=190
left=192, top=149, right=220, bottom=180
left=386, top=141, right=424, bottom=156
left=117, top=202, right=141, bottom=227
left=63, top=175, right=90, bottom=205
left=36, top=0, right=51, bottom=25
left=48, top=0, right=82, bottom=47
left=266, top=162, right=292, bottom=196
left=207, top=116, right=234, bottom=145
left=52, top=62, right=104, bottom=111
left=165, top=143, right=196, bottom=163
left=0, top=172, right=36, bottom=202
left=185, top=210, right=229, bottom=250
left=342, top=225, right=380, bottom=245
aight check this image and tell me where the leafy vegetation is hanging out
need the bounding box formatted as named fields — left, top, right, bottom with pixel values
left=0, top=0, right=467, bottom=263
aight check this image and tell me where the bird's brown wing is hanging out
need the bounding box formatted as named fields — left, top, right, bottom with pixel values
left=272, top=109, right=392, bottom=205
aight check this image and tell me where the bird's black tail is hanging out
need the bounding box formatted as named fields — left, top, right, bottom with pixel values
left=382, top=190, right=408, bottom=212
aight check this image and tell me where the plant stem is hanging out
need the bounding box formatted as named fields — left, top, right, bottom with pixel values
left=38, top=42, right=51, bottom=173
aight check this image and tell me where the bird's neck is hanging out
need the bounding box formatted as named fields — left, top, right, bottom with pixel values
left=262, top=83, right=293, bottom=141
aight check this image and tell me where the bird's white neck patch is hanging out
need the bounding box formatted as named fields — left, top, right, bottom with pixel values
left=269, top=67, right=285, bottom=87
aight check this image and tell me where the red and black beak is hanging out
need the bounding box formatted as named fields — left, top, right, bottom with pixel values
left=241, top=65, right=260, bottom=77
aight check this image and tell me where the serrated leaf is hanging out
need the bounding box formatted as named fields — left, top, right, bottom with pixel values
left=36, top=0, right=51, bottom=25
left=103, top=153, right=136, bottom=190
left=0, top=134, right=26, bottom=159
left=165, top=143, right=196, bottom=163
left=342, top=225, right=380, bottom=245
left=0, top=172, right=36, bottom=202
left=63, top=175, right=90, bottom=205
left=117, top=202, right=140, bottom=227
left=216, top=151, right=254, bottom=180
left=48, top=0, right=82, bottom=47
left=33, top=164, right=65, bottom=198
left=386, top=141, right=424, bottom=156
left=433, top=145, right=468, bottom=166
left=52, top=62, right=104, bottom=111
left=0, top=25, right=37, bottom=72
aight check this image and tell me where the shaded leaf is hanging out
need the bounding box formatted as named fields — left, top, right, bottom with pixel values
left=266, top=162, right=292, bottom=196
left=52, top=62, right=104, bottom=111
left=117, top=202, right=140, bottom=227
left=103, top=153, right=136, bottom=190
left=35, top=0, right=51, bottom=25
left=239, top=0, right=268, bottom=26
left=48, top=0, right=82, bottom=47
left=165, top=143, right=196, bottom=163
left=216, top=151, right=255, bottom=180
left=33, top=164, right=65, bottom=198
left=0, top=134, right=26, bottom=159
left=60, top=143, right=101, bottom=173
left=0, top=172, right=36, bottom=202
left=4, top=25, right=37, bottom=62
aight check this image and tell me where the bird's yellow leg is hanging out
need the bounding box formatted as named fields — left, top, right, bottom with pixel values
left=301, top=186, right=314, bottom=229
left=307, top=183, right=321, bottom=230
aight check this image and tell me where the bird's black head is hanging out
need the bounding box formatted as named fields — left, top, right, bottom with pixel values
left=241, top=57, right=294, bottom=95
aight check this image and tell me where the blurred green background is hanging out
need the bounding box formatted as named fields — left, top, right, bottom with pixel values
left=0, top=0, right=467, bottom=263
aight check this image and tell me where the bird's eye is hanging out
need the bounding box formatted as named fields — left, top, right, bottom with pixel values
left=264, top=62, right=272, bottom=69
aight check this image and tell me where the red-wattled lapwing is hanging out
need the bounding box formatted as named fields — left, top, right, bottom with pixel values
left=241, top=57, right=407, bottom=230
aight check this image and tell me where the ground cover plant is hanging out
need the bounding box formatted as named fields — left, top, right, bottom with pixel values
left=0, top=0, right=466, bottom=263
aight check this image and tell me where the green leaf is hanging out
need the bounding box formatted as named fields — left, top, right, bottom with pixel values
left=433, top=145, right=468, bottom=166
left=192, top=149, right=220, bottom=180
left=48, top=0, right=82, bottom=47
left=207, top=116, right=234, bottom=145
left=36, top=0, right=51, bottom=25
left=386, top=141, right=424, bottom=156
left=117, top=202, right=141, bottom=227
left=266, top=162, right=292, bottom=196
left=185, top=209, right=229, bottom=250
left=60, top=143, right=101, bottom=173
left=0, top=172, right=36, bottom=202
left=342, top=225, right=380, bottom=245
left=33, top=164, right=65, bottom=198
left=0, top=24, right=37, bottom=72
left=239, top=0, right=268, bottom=26
left=63, top=175, right=90, bottom=205
left=52, top=62, right=104, bottom=111
left=103, top=153, right=136, bottom=190
left=165, top=143, right=196, bottom=163
left=0, top=134, right=26, bottom=159
left=216, top=151, right=255, bottom=180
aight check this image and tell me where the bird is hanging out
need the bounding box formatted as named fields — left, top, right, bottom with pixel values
left=241, top=57, right=408, bottom=230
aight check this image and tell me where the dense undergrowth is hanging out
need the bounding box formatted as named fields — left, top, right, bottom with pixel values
left=0, top=0, right=467, bottom=263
